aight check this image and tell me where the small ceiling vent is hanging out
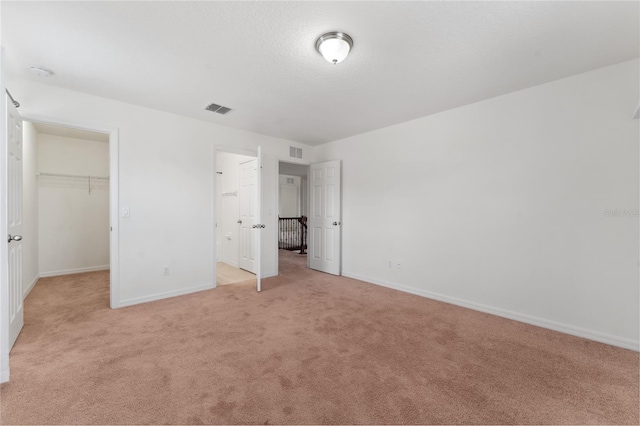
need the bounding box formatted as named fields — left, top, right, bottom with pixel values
left=289, top=146, right=303, bottom=159
left=205, top=103, right=233, bottom=115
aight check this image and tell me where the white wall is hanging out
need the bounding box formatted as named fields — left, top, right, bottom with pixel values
left=314, top=59, right=640, bottom=349
left=21, top=121, right=38, bottom=294
left=279, top=162, right=309, bottom=217
left=279, top=175, right=301, bottom=217
left=279, top=162, right=308, bottom=177
left=216, top=152, right=254, bottom=267
left=38, top=133, right=109, bottom=176
left=38, top=133, right=110, bottom=276
left=9, top=78, right=310, bottom=306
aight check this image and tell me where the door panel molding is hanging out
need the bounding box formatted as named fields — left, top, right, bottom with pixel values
left=1, top=49, right=10, bottom=383
left=239, top=159, right=258, bottom=274
left=308, top=160, right=341, bottom=276
left=7, top=97, right=23, bottom=349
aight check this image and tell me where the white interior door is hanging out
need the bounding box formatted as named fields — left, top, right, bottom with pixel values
left=6, top=95, right=23, bottom=349
left=308, top=160, right=341, bottom=275
left=256, top=146, right=262, bottom=292
left=239, top=159, right=258, bottom=274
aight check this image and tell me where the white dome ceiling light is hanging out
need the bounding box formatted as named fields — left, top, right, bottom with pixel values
left=315, top=32, right=353, bottom=65
left=28, top=65, right=53, bottom=77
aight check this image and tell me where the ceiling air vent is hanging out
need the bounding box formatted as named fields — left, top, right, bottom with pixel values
left=205, top=103, right=233, bottom=115
left=289, top=146, right=303, bottom=159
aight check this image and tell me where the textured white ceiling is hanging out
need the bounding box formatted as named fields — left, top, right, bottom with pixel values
left=32, top=121, right=109, bottom=143
left=2, top=1, right=638, bottom=146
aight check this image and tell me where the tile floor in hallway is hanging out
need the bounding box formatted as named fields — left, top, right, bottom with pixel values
left=216, top=262, right=255, bottom=285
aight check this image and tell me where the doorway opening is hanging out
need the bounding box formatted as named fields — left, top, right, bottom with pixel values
left=26, top=120, right=111, bottom=288
left=215, top=150, right=257, bottom=286
left=3, top=97, right=120, bottom=382
left=277, top=161, right=309, bottom=272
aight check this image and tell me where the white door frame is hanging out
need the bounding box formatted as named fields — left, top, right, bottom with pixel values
left=1, top=49, right=10, bottom=383
left=17, top=114, right=120, bottom=309
left=212, top=145, right=259, bottom=289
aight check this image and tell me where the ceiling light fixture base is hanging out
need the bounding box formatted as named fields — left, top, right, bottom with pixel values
left=28, top=65, right=53, bottom=77
left=315, top=32, right=353, bottom=65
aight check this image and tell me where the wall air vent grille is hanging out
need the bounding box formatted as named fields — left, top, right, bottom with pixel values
left=289, top=146, right=303, bottom=159
left=205, top=103, right=233, bottom=115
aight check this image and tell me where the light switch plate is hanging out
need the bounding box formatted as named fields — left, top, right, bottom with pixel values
left=122, top=207, right=130, bottom=218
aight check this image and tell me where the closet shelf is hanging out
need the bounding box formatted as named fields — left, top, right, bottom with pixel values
left=37, top=172, right=109, bottom=195
left=37, top=172, right=110, bottom=180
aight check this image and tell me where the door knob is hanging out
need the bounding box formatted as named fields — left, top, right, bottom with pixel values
left=237, top=220, right=242, bottom=224
left=332, top=222, right=341, bottom=226
left=7, top=234, right=22, bottom=243
left=252, top=224, right=258, bottom=229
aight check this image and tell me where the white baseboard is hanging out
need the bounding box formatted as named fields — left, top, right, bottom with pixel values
left=23, top=274, right=40, bottom=298
left=262, top=270, right=277, bottom=279
left=0, top=367, right=8, bottom=384
left=342, top=271, right=640, bottom=352
left=39, top=265, right=110, bottom=278
left=118, top=282, right=216, bottom=308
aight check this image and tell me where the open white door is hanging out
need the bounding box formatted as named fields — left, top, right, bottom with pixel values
left=6, top=94, right=23, bottom=349
left=255, top=146, right=263, bottom=292
left=308, top=160, right=341, bottom=275
left=239, top=159, right=258, bottom=274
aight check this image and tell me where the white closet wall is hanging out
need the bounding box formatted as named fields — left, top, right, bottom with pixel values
left=38, top=133, right=110, bottom=276
left=22, top=122, right=39, bottom=295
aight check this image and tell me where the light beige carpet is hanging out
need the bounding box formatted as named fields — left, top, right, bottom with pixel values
left=0, top=250, right=638, bottom=424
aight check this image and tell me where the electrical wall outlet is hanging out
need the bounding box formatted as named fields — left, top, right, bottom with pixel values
left=387, top=260, right=403, bottom=270
left=163, top=266, right=170, bottom=275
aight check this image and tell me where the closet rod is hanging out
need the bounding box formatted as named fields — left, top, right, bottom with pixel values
left=37, top=172, right=110, bottom=180
left=6, top=89, right=20, bottom=108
